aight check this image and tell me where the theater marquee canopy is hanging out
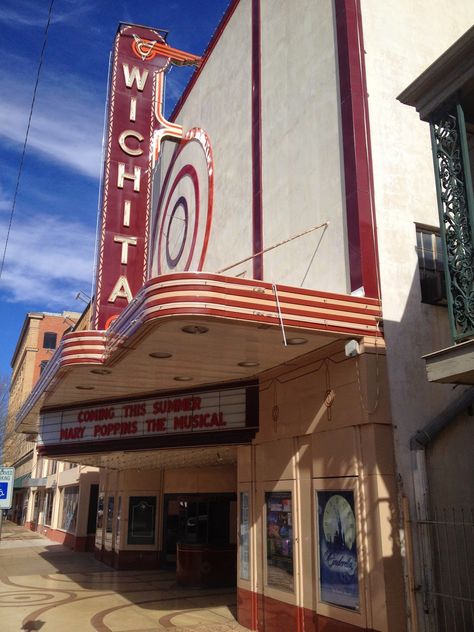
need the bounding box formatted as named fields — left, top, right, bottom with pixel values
left=16, top=271, right=382, bottom=468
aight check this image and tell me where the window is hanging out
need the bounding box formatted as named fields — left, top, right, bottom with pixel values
left=43, top=332, right=57, bottom=350
left=106, top=496, right=115, bottom=534
left=96, top=492, right=105, bottom=532
left=416, top=226, right=447, bottom=305
left=39, top=360, right=49, bottom=375
left=60, top=486, right=79, bottom=533
left=33, top=491, right=41, bottom=525
left=115, top=496, right=122, bottom=547
left=44, top=491, right=54, bottom=526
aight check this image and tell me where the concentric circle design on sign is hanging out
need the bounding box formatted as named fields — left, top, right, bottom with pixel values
left=166, top=196, right=189, bottom=267
left=150, top=128, right=213, bottom=276
left=159, top=166, right=198, bottom=272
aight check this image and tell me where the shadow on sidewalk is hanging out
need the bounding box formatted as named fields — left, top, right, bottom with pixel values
left=1, top=521, right=243, bottom=630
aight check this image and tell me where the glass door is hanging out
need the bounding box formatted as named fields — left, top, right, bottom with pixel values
left=163, top=494, right=235, bottom=563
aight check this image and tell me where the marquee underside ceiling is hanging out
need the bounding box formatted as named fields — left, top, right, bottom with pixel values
left=60, top=445, right=237, bottom=471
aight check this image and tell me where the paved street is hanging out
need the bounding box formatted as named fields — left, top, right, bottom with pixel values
left=0, top=521, right=249, bottom=632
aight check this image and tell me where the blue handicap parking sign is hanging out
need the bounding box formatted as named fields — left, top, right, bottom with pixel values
left=0, top=468, right=14, bottom=508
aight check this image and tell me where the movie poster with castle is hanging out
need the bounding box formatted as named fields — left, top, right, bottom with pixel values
left=317, top=490, right=359, bottom=610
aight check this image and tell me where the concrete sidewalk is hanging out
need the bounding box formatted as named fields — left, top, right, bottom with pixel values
left=0, top=520, right=250, bottom=632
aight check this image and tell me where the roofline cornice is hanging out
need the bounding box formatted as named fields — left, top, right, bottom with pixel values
left=397, top=26, right=474, bottom=121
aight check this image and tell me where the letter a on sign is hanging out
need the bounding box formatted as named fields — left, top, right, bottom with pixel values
left=108, top=275, right=133, bottom=303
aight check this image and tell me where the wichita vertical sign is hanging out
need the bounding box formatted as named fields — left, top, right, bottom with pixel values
left=93, top=23, right=200, bottom=330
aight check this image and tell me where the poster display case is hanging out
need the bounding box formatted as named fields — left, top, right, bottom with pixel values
left=127, top=496, right=156, bottom=545
left=240, top=491, right=250, bottom=580
left=265, top=491, right=293, bottom=592
left=317, top=490, right=359, bottom=610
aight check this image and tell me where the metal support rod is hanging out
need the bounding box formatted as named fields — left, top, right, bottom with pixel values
left=216, top=221, right=329, bottom=274
left=272, top=283, right=287, bottom=346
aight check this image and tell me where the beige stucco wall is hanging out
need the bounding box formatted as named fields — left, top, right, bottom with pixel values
left=360, top=6, right=474, bottom=627
left=260, top=0, right=348, bottom=291
left=163, top=465, right=236, bottom=494
left=361, top=0, right=474, bottom=507
left=426, top=410, right=474, bottom=511
left=359, top=22, right=474, bottom=628
left=151, top=0, right=349, bottom=292
left=152, top=0, right=253, bottom=278
left=237, top=341, right=404, bottom=631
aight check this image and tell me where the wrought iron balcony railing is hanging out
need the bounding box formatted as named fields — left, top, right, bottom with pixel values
left=430, top=102, right=474, bottom=342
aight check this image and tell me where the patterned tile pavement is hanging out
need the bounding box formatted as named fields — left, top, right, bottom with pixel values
left=0, top=521, right=250, bottom=632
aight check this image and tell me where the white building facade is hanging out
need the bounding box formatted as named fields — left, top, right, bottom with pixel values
left=15, top=3, right=474, bottom=631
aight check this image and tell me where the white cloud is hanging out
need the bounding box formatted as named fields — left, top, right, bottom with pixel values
left=0, top=51, right=190, bottom=180
left=165, top=66, right=194, bottom=106
left=0, top=62, right=105, bottom=179
left=0, top=1, right=94, bottom=28
left=0, top=184, right=10, bottom=212
left=0, top=212, right=96, bottom=307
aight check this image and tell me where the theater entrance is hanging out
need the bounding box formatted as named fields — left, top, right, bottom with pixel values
left=163, top=493, right=237, bottom=587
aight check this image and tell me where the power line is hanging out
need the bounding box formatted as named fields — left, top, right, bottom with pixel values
left=0, top=0, right=56, bottom=282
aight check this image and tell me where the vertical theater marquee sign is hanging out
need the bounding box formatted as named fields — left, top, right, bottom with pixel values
left=93, top=24, right=201, bottom=330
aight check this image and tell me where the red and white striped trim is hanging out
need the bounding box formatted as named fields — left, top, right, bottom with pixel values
left=16, top=272, right=381, bottom=429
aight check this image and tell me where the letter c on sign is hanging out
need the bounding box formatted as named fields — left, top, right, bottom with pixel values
left=118, top=130, right=144, bottom=156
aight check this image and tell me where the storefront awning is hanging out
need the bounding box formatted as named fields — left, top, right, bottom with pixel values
left=14, top=473, right=31, bottom=489
left=25, top=477, right=47, bottom=488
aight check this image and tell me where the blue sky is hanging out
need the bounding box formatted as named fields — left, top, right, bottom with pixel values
left=0, top=0, right=230, bottom=378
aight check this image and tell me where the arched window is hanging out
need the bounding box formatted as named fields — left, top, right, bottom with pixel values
left=43, top=332, right=57, bottom=349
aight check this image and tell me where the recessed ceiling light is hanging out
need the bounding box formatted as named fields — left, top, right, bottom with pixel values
left=90, top=368, right=112, bottom=375
left=174, top=376, right=193, bottom=381
left=76, top=385, right=95, bottom=390
left=286, top=337, right=308, bottom=345
left=181, top=325, right=209, bottom=335
left=149, top=352, right=173, bottom=359
left=238, top=361, right=260, bottom=367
